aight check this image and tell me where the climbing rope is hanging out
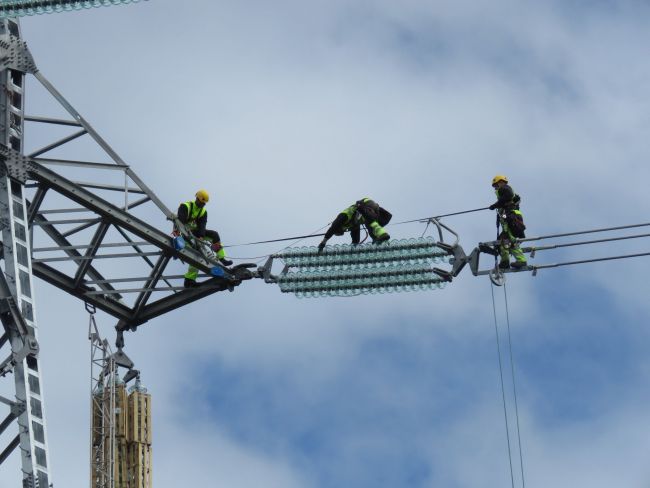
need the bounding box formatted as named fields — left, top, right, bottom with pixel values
left=390, top=206, right=491, bottom=226
left=225, top=206, right=490, bottom=249
left=490, top=280, right=516, bottom=488
left=490, top=279, right=527, bottom=488
left=257, top=223, right=332, bottom=264
left=503, top=283, right=526, bottom=488
left=225, top=205, right=490, bottom=262
left=420, top=219, right=431, bottom=238
left=227, top=224, right=331, bottom=262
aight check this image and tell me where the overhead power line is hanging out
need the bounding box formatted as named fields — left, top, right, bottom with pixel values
left=225, top=206, right=490, bottom=249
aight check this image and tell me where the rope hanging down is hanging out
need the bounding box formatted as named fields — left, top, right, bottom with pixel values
left=503, top=283, right=526, bottom=488
left=490, top=279, right=515, bottom=488
left=490, top=280, right=526, bottom=488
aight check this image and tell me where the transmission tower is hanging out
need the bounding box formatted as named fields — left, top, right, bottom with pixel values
left=4, top=4, right=645, bottom=486
left=0, top=16, right=257, bottom=486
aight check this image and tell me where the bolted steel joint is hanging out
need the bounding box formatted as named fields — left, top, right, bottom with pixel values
left=0, top=36, right=37, bottom=74
left=0, top=144, right=33, bottom=183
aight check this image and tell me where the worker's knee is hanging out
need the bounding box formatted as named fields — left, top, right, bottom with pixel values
left=205, top=229, right=221, bottom=242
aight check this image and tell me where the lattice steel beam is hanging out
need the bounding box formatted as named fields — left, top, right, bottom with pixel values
left=1, top=16, right=256, bottom=485
left=31, top=261, right=133, bottom=321
left=33, top=212, right=121, bottom=296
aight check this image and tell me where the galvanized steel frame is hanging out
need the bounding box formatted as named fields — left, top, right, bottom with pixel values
left=0, top=16, right=255, bottom=486
left=0, top=18, right=52, bottom=486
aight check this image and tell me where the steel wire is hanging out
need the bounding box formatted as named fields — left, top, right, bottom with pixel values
left=490, top=281, right=516, bottom=488
left=503, top=283, right=526, bottom=488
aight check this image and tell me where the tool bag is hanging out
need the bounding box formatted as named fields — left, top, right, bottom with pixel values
left=506, top=211, right=526, bottom=238
left=377, top=207, right=392, bottom=227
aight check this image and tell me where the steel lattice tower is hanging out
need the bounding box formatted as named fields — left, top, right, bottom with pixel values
left=0, top=16, right=257, bottom=486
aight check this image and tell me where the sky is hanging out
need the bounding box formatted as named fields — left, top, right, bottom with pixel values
left=2, top=0, right=650, bottom=486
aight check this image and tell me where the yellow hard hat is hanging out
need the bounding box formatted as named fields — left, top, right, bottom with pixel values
left=195, top=189, right=210, bottom=203
left=492, top=175, right=508, bottom=186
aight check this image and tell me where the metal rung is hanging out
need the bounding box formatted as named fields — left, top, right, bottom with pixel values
left=24, top=115, right=81, bottom=127
left=37, top=207, right=95, bottom=215
left=33, top=218, right=100, bottom=226
left=28, top=129, right=87, bottom=158
left=73, top=181, right=145, bottom=194
left=83, top=274, right=210, bottom=285
left=33, top=241, right=153, bottom=252
left=33, top=251, right=162, bottom=263
left=35, top=157, right=128, bottom=171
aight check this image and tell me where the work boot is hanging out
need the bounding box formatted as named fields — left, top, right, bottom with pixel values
left=375, top=232, right=390, bottom=243
left=498, top=260, right=510, bottom=270
left=220, top=258, right=233, bottom=266
left=511, top=261, right=528, bottom=269
left=184, top=278, right=197, bottom=289
left=369, top=222, right=389, bottom=242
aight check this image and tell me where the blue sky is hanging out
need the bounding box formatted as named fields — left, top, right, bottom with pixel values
left=2, top=0, right=650, bottom=486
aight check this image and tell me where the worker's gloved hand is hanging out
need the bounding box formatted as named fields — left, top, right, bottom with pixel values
left=489, top=204, right=497, bottom=210
left=210, top=242, right=223, bottom=252
left=318, top=239, right=328, bottom=254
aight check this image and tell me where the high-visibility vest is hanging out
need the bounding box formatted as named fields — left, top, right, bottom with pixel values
left=182, top=200, right=207, bottom=231
left=339, top=198, right=375, bottom=230
left=338, top=205, right=356, bottom=231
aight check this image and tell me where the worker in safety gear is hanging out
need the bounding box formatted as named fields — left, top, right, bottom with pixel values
left=318, top=198, right=392, bottom=253
left=177, top=189, right=233, bottom=288
left=489, top=175, right=527, bottom=270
